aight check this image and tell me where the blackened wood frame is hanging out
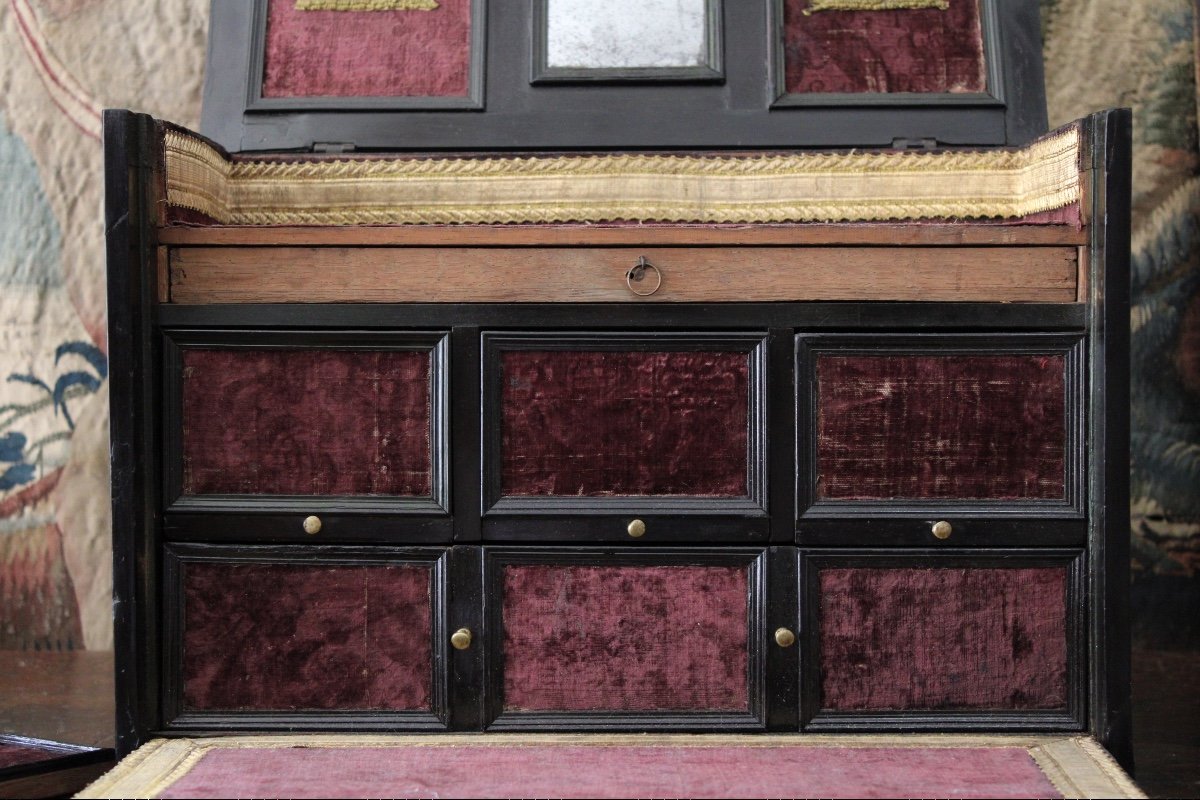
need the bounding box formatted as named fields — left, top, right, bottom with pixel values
left=200, top=0, right=1047, bottom=151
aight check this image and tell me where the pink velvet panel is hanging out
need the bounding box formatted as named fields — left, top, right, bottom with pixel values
left=182, top=562, right=432, bottom=711
left=500, top=350, right=749, bottom=497
left=819, top=566, right=1069, bottom=711
left=783, top=0, right=987, bottom=95
left=502, top=565, right=749, bottom=712
left=159, top=744, right=1064, bottom=799
left=262, top=0, right=472, bottom=98
left=816, top=354, right=1067, bottom=500
left=181, top=348, right=431, bottom=496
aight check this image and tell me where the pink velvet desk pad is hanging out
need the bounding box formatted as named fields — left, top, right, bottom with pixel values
left=155, top=742, right=1061, bottom=799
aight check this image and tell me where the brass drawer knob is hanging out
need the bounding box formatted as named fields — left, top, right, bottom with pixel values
left=774, top=627, right=796, bottom=648
left=450, top=628, right=473, bottom=650
left=302, top=515, right=322, bottom=535
left=627, top=519, right=647, bottom=538
left=932, top=520, right=953, bottom=540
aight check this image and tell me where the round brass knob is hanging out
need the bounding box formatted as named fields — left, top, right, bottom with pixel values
left=774, top=627, right=796, bottom=648
left=627, top=519, right=647, bottom=538
left=450, top=628, right=473, bottom=650
left=932, top=520, right=953, bottom=540
left=302, top=515, right=322, bottom=535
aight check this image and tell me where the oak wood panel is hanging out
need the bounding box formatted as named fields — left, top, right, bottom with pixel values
left=157, top=224, right=1088, bottom=248
left=169, top=246, right=1078, bottom=304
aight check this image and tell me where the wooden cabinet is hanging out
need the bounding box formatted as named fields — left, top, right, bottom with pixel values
left=104, top=109, right=1131, bottom=766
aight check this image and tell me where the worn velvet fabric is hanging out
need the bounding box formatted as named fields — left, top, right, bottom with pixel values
left=783, top=0, right=987, bottom=94
left=500, top=350, right=749, bottom=497
left=816, top=354, right=1066, bottom=500
left=261, top=0, right=472, bottom=98
left=156, top=744, right=1064, bottom=799
left=819, top=567, right=1069, bottom=711
left=0, top=741, right=69, bottom=769
left=182, top=562, right=432, bottom=711
left=502, top=565, right=748, bottom=711
left=181, top=349, right=431, bottom=496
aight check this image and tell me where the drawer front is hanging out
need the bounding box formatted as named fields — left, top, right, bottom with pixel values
left=801, top=549, right=1084, bottom=731
left=485, top=548, right=767, bottom=729
left=482, top=332, right=768, bottom=542
left=163, top=545, right=449, bottom=730
left=168, top=246, right=1079, bottom=304
left=797, top=334, right=1085, bottom=543
left=164, top=330, right=449, bottom=521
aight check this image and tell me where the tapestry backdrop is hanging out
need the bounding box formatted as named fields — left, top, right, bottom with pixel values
left=0, top=0, right=1195, bottom=652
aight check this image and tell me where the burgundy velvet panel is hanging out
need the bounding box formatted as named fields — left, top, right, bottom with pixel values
left=502, top=565, right=749, bottom=712
left=816, top=354, right=1066, bottom=500
left=783, top=0, right=987, bottom=95
left=181, top=348, right=431, bottom=496
left=0, top=742, right=68, bottom=769
left=500, top=350, right=749, bottom=497
left=819, top=566, right=1069, bottom=711
left=159, top=744, right=1064, bottom=799
left=262, top=0, right=472, bottom=98
left=182, top=562, right=432, bottom=711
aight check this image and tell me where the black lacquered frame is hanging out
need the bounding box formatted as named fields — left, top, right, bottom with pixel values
left=481, top=546, right=775, bottom=731
left=200, top=0, right=1047, bottom=151
left=160, top=544, right=454, bottom=732
left=161, top=329, right=451, bottom=543
left=795, top=332, right=1088, bottom=548
left=480, top=331, right=768, bottom=525
left=798, top=548, right=1088, bottom=732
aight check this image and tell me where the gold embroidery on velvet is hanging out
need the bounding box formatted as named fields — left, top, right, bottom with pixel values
left=805, top=0, right=949, bottom=13
left=294, top=0, right=439, bottom=10
left=161, top=126, right=1082, bottom=226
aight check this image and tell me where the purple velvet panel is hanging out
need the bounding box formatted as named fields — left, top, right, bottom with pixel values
left=819, top=567, right=1069, bottom=711
left=816, top=354, right=1066, bottom=500
left=502, top=565, right=749, bottom=712
left=500, top=350, right=749, bottom=497
left=160, top=744, right=1064, bottom=799
left=783, top=0, right=987, bottom=95
left=182, top=562, right=432, bottom=711
left=181, top=348, right=431, bottom=496
left=262, top=0, right=472, bottom=98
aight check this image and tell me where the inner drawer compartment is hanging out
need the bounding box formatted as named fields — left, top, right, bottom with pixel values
left=484, top=548, right=767, bottom=730
left=162, top=545, right=450, bottom=731
left=800, top=549, right=1085, bottom=731
left=163, top=330, right=449, bottom=522
left=481, top=332, right=768, bottom=540
left=797, top=333, right=1085, bottom=521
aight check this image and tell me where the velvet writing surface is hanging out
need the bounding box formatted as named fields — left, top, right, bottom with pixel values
left=816, top=354, right=1066, bottom=500
left=500, top=350, right=749, bottom=497
left=158, top=744, right=1064, bottom=799
left=262, top=0, right=472, bottom=98
left=819, top=566, right=1068, bottom=711
left=502, top=565, right=749, bottom=711
left=181, top=562, right=432, bottom=711
left=181, top=348, right=431, bottom=497
left=783, top=0, right=987, bottom=95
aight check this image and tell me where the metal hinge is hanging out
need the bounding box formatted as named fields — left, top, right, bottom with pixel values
left=891, top=137, right=939, bottom=151
left=312, top=142, right=356, bottom=154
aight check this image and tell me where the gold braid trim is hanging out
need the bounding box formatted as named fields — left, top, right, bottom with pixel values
left=806, top=0, right=949, bottom=13
left=294, top=0, right=439, bottom=10
left=163, top=128, right=1081, bottom=226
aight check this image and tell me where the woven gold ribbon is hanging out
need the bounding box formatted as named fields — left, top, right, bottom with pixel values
left=806, top=0, right=950, bottom=12
left=162, top=128, right=1081, bottom=226
left=294, top=0, right=439, bottom=10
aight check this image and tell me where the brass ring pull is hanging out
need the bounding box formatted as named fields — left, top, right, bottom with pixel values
left=626, top=257, right=663, bottom=297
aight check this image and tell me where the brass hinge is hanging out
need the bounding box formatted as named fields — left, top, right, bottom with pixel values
left=312, top=141, right=356, bottom=154
left=891, top=137, right=939, bottom=151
